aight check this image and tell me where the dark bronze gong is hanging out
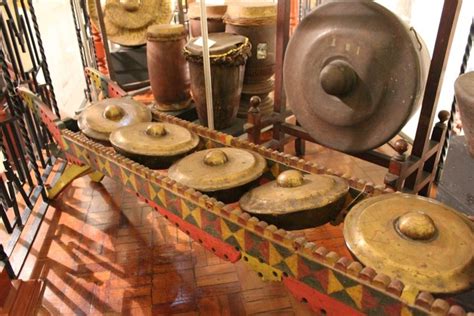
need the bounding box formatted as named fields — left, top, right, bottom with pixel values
left=284, top=0, right=429, bottom=153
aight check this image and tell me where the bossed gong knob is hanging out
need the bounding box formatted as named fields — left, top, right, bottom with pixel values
left=103, top=104, right=125, bottom=121
left=204, top=149, right=229, bottom=166
left=396, top=211, right=437, bottom=241
left=146, top=123, right=167, bottom=137
left=121, top=0, right=140, bottom=11
left=277, top=170, right=304, bottom=188
left=320, top=60, right=357, bottom=97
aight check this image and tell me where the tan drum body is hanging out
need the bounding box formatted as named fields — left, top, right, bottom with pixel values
left=224, top=3, right=277, bottom=118
left=147, top=25, right=191, bottom=111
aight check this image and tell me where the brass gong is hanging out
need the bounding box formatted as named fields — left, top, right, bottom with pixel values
left=168, top=148, right=266, bottom=203
left=240, top=170, right=349, bottom=230
left=344, top=193, right=474, bottom=293
left=284, top=0, right=429, bottom=153
left=110, top=122, right=199, bottom=169
left=78, top=98, right=152, bottom=142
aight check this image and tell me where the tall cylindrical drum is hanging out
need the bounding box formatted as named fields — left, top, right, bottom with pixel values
left=188, top=3, right=227, bottom=38
left=184, top=33, right=251, bottom=130
left=454, top=71, right=474, bottom=157
left=147, top=24, right=191, bottom=111
left=224, top=3, right=277, bottom=118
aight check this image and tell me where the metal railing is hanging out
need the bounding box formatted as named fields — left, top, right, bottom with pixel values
left=0, top=0, right=58, bottom=278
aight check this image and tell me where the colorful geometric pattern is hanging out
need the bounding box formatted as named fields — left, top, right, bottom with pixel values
left=59, top=132, right=432, bottom=315
left=23, top=83, right=459, bottom=316
left=241, top=251, right=282, bottom=282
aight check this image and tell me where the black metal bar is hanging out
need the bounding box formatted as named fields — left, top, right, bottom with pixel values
left=80, top=0, right=98, bottom=72
left=6, top=19, right=26, bottom=79
left=24, top=105, right=47, bottom=168
left=0, top=175, right=12, bottom=207
left=3, top=159, right=33, bottom=209
left=0, top=47, right=46, bottom=199
left=7, top=119, right=35, bottom=187
left=438, top=18, right=474, bottom=180
left=0, top=3, right=22, bottom=45
left=0, top=200, right=13, bottom=234
left=0, top=15, right=20, bottom=79
left=10, top=0, right=26, bottom=52
left=93, top=0, right=115, bottom=81
left=19, top=0, right=41, bottom=67
left=0, top=244, right=15, bottom=279
left=27, top=0, right=60, bottom=117
left=7, top=177, right=23, bottom=228
left=272, top=0, right=291, bottom=151
left=1, top=122, right=26, bottom=184
left=19, top=15, right=38, bottom=70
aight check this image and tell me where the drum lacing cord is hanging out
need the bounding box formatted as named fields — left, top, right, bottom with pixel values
left=183, top=37, right=250, bottom=59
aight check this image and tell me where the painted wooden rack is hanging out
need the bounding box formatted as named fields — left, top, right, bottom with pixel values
left=17, top=87, right=472, bottom=316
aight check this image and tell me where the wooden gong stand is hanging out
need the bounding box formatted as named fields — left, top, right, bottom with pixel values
left=245, top=0, right=461, bottom=197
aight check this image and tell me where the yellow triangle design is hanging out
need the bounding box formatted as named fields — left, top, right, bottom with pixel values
left=191, top=207, right=201, bottom=227
left=345, top=285, right=363, bottom=310
left=148, top=183, right=157, bottom=200
left=327, top=271, right=345, bottom=294
left=120, top=169, right=128, bottom=183
left=234, top=229, right=245, bottom=251
left=128, top=173, right=137, bottom=191
left=285, top=254, right=298, bottom=277
left=73, top=144, right=87, bottom=161
left=269, top=243, right=284, bottom=266
left=181, top=200, right=191, bottom=219
left=401, top=306, right=413, bottom=316
left=157, top=189, right=167, bottom=208
left=221, top=219, right=232, bottom=240
left=98, top=159, right=111, bottom=175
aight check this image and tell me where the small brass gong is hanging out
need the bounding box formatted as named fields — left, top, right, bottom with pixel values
left=78, top=98, right=152, bottom=142
left=110, top=122, right=200, bottom=169
left=240, top=170, right=349, bottom=230
left=168, top=147, right=267, bottom=192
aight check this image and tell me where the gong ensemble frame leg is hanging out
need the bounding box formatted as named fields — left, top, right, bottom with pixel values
left=88, top=170, right=105, bottom=183
left=47, top=164, right=102, bottom=199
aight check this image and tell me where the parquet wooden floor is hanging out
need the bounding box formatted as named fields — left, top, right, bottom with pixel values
left=6, top=138, right=388, bottom=315
left=19, top=176, right=318, bottom=315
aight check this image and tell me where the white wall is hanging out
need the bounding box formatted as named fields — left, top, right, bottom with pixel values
left=34, top=0, right=86, bottom=118
left=376, top=0, right=473, bottom=139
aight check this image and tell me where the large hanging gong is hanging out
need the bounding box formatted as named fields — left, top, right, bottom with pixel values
left=284, top=0, right=429, bottom=153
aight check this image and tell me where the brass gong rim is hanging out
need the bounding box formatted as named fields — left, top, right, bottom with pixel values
left=343, top=193, right=474, bottom=294
left=283, top=1, right=429, bottom=153
left=109, top=122, right=199, bottom=157
left=168, top=148, right=267, bottom=192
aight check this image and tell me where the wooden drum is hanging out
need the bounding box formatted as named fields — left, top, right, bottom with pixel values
left=224, top=3, right=276, bottom=117
left=188, top=3, right=227, bottom=38
left=184, top=33, right=251, bottom=130
left=146, top=24, right=191, bottom=111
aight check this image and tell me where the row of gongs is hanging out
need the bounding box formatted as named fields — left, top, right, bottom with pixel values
left=77, top=97, right=473, bottom=295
